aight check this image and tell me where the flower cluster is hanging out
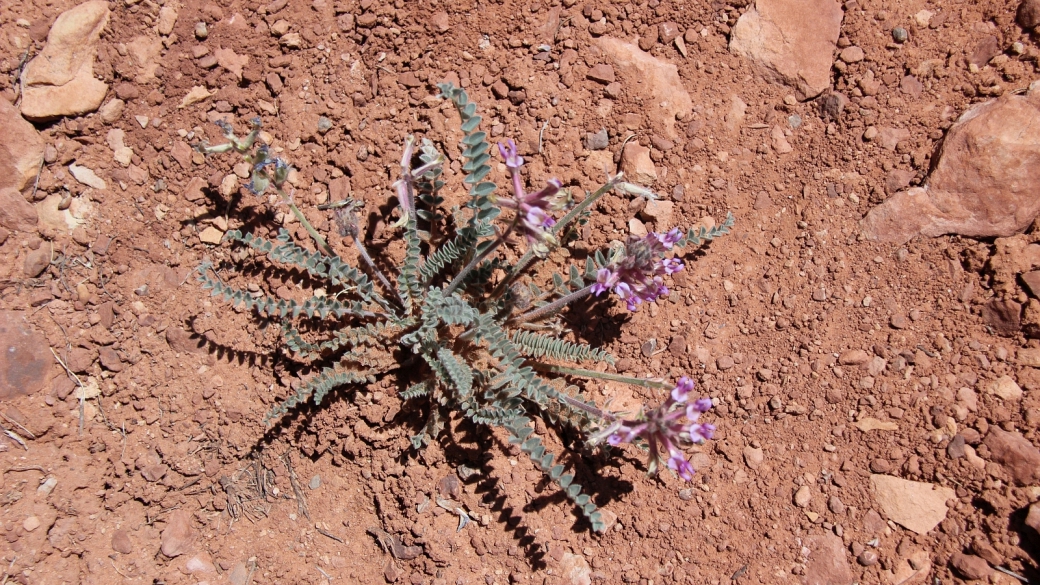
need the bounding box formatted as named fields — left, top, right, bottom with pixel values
left=494, top=139, right=565, bottom=254
left=595, top=377, right=714, bottom=480
left=591, top=229, right=684, bottom=310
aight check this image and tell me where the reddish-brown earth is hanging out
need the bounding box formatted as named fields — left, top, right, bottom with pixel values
left=0, top=0, right=1039, bottom=584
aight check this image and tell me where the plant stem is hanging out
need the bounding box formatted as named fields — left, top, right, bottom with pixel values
left=558, top=393, right=615, bottom=421
left=491, top=178, right=618, bottom=300
left=352, top=236, right=405, bottom=309
left=529, top=362, right=672, bottom=390
left=443, top=217, right=516, bottom=297
left=513, top=284, right=594, bottom=323
left=276, top=187, right=335, bottom=258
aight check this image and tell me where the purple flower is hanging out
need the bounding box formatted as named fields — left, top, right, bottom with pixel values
left=493, top=140, right=564, bottom=252
left=589, top=230, right=685, bottom=310
left=498, top=138, right=524, bottom=172
left=594, top=377, right=714, bottom=481
left=591, top=268, right=619, bottom=296
left=670, top=376, right=695, bottom=403
left=668, top=452, right=696, bottom=481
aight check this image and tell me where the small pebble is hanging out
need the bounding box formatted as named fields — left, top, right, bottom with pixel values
left=794, top=485, right=812, bottom=507
left=892, top=27, right=908, bottom=43
left=309, top=475, right=321, bottom=490
left=788, top=114, right=802, bottom=128
left=857, top=550, right=878, bottom=566
left=195, top=22, right=208, bottom=39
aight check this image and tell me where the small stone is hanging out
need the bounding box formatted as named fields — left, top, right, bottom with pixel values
left=892, top=27, right=908, bottom=43
left=1019, top=0, right=1040, bottom=29
left=1025, top=503, right=1040, bottom=536
left=743, top=446, right=764, bottom=470
left=803, top=534, right=853, bottom=585
left=98, top=346, right=123, bottom=372
left=621, top=142, right=656, bottom=184
left=838, top=349, right=869, bottom=365
left=947, top=434, right=966, bottom=459
left=69, top=164, right=107, bottom=190
left=37, top=476, right=57, bottom=494
left=870, top=475, right=955, bottom=535
left=157, top=5, right=178, bottom=35
left=141, top=463, right=169, bottom=482
left=586, top=64, right=615, bottom=84
left=199, top=227, right=223, bottom=244
left=111, top=529, right=132, bottom=554
left=828, top=496, right=846, bottom=514
left=559, top=552, right=592, bottom=585
left=219, top=174, right=238, bottom=197
left=195, top=22, right=208, bottom=39
left=160, top=509, right=195, bottom=557
left=983, top=427, right=1040, bottom=485
left=641, top=200, right=674, bottom=230
left=308, top=475, right=321, bottom=490
left=22, top=516, right=40, bottom=532
left=857, top=550, right=878, bottom=566
left=228, top=563, right=249, bottom=585
left=987, top=375, right=1023, bottom=401
left=23, top=248, right=50, bottom=278
left=584, top=129, right=608, bottom=150
left=658, top=22, right=681, bottom=44
left=794, top=485, right=812, bottom=507
left=949, top=552, right=991, bottom=581
left=839, top=46, right=864, bottom=63
left=890, top=314, right=908, bottom=329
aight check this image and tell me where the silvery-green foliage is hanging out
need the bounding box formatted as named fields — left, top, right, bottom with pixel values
left=193, top=84, right=732, bottom=533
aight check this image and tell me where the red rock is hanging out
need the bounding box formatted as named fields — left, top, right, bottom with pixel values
left=398, top=72, right=422, bottom=88
left=586, top=64, right=615, bottom=84
left=595, top=38, right=692, bottom=139
left=621, top=143, right=657, bottom=185
left=171, top=141, right=193, bottom=170
left=1026, top=502, right=1040, bottom=536
left=658, top=22, right=681, bottom=44
left=0, top=311, right=55, bottom=400
left=968, top=36, right=1002, bottom=68
left=98, top=347, right=123, bottom=372
left=1020, top=0, right=1040, bottom=29
left=0, top=188, right=39, bottom=233
left=981, top=300, right=1022, bottom=336
left=20, top=1, right=111, bottom=121
left=160, top=509, right=195, bottom=557
left=1022, top=271, right=1040, bottom=297
left=949, top=552, right=991, bottom=580
left=983, top=427, right=1040, bottom=485
left=803, top=533, right=853, bottom=585
left=729, top=0, right=843, bottom=100
left=0, top=99, right=45, bottom=193
left=863, top=88, right=1040, bottom=242
left=23, top=247, right=50, bottom=278
left=141, top=463, right=169, bottom=482
left=165, top=327, right=208, bottom=355
left=111, top=529, right=132, bottom=554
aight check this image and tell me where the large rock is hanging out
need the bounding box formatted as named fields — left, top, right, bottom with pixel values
left=0, top=98, right=45, bottom=193
left=594, top=38, right=692, bottom=139
left=20, top=1, right=110, bottom=121
left=983, top=427, right=1040, bottom=485
left=729, top=0, right=843, bottom=100
left=0, top=311, right=55, bottom=401
left=862, top=86, right=1040, bottom=242
left=870, top=475, right=955, bottom=535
